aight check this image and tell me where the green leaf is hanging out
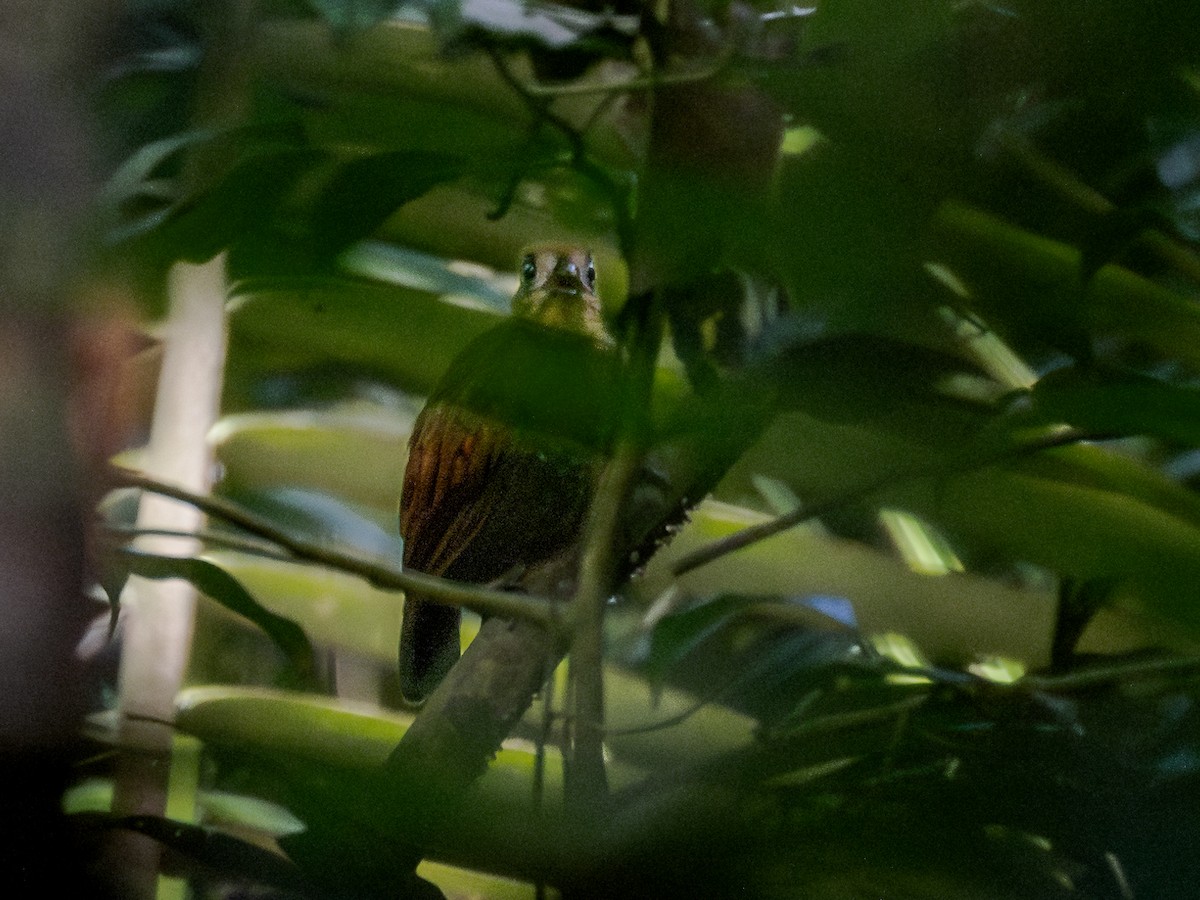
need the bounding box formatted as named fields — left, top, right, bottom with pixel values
left=309, top=150, right=464, bottom=260
left=760, top=332, right=993, bottom=434
left=174, top=684, right=573, bottom=802
left=226, top=278, right=501, bottom=401
left=933, top=202, right=1200, bottom=366
left=96, top=127, right=215, bottom=228
left=918, top=461, right=1200, bottom=634
left=1032, top=366, right=1200, bottom=446
left=1079, top=207, right=1172, bottom=283
left=200, top=550, right=405, bottom=663
left=118, top=550, right=319, bottom=688
left=161, top=147, right=327, bottom=263
left=643, top=594, right=761, bottom=686
left=212, top=407, right=411, bottom=517
left=69, top=812, right=311, bottom=893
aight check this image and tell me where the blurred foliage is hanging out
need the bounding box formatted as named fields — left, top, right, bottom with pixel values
left=80, top=0, right=1200, bottom=897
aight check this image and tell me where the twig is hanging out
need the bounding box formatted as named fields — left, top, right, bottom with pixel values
left=486, top=45, right=585, bottom=162
left=672, top=426, right=1098, bottom=577
left=1021, top=653, right=1200, bottom=692
left=100, top=523, right=292, bottom=559
left=522, top=57, right=730, bottom=98
left=762, top=693, right=931, bottom=746
left=484, top=45, right=634, bottom=253
left=566, top=294, right=664, bottom=805
left=109, top=467, right=564, bottom=628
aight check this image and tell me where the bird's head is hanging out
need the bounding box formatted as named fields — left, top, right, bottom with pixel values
left=511, top=245, right=611, bottom=347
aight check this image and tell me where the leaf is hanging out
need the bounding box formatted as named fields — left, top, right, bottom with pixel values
left=118, top=549, right=319, bottom=688
left=759, top=331, right=994, bottom=429
left=933, top=202, right=1200, bottom=367
left=226, top=278, right=501, bottom=403
left=1032, top=365, right=1200, bottom=446
left=191, top=550, right=407, bottom=663
left=642, top=594, right=762, bottom=687
left=212, top=407, right=412, bottom=518
left=70, top=811, right=312, bottom=893
left=159, top=147, right=327, bottom=263
left=917, top=460, right=1200, bottom=634
left=1079, top=207, right=1173, bottom=283
left=174, top=684, right=574, bottom=800
left=96, top=127, right=215, bottom=224
left=222, top=486, right=402, bottom=560
left=309, top=150, right=464, bottom=260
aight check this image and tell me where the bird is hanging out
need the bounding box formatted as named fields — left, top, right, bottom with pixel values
left=397, top=244, right=619, bottom=704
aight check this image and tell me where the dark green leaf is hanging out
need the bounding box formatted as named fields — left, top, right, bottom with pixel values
left=1032, top=366, right=1200, bottom=445
left=642, top=595, right=762, bottom=686
left=160, top=147, right=327, bottom=263
left=1079, top=207, right=1173, bottom=283
left=70, top=812, right=312, bottom=892
left=306, top=0, right=398, bottom=32
left=310, top=150, right=464, bottom=260
left=117, top=549, right=319, bottom=689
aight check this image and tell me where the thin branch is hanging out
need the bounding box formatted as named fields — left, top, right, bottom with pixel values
left=484, top=44, right=634, bottom=253
left=109, top=467, right=564, bottom=628
left=485, top=44, right=585, bottom=161
left=522, top=58, right=729, bottom=98
left=566, top=294, right=664, bottom=805
left=760, top=693, right=931, bottom=745
left=566, top=439, right=642, bottom=802
left=672, top=426, right=1099, bottom=577
left=1021, top=653, right=1200, bottom=692
left=100, top=523, right=292, bottom=559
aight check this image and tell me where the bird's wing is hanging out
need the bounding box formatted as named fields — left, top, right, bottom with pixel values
left=399, top=401, right=508, bottom=580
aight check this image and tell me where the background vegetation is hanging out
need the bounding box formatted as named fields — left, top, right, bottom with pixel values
left=41, top=0, right=1200, bottom=897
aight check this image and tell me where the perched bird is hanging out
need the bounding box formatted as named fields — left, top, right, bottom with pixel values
left=398, top=245, right=618, bottom=703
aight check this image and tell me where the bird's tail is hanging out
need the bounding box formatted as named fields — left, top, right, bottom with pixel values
left=398, top=595, right=461, bottom=704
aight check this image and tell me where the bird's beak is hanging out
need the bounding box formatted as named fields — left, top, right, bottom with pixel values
left=548, top=259, right=584, bottom=293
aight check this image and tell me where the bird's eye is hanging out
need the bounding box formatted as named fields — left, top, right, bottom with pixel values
left=521, top=255, right=536, bottom=284
left=585, top=260, right=596, bottom=288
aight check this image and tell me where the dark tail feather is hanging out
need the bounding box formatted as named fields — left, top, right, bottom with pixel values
left=398, top=595, right=461, bottom=704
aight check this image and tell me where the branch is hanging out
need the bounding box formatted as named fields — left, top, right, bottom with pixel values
left=484, top=45, right=634, bottom=253
left=672, top=426, right=1099, bottom=577
left=522, top=59, right=728, bottom=98
left=100, top=523, right=292, bottom=559
left=1021, top=653, right=1200, bottom=692
left=566, top=292, right=664, bottom=805
left=109, top=467, right=563, bottom=628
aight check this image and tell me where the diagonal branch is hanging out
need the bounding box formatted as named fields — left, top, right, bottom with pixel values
left=672, top=426, right=1102, bottom=577
left=108, top=467, right=563, bottom=628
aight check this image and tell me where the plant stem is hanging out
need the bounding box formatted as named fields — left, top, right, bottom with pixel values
left=566, top=294, right=663, bottom=807
left=110, top=467, right=563, bottom=627
left=1022, top=653, right=1200, bottom=691
left=672, top=426, right=1096, bottom=577
left=566, top=441, right=638, bottom=804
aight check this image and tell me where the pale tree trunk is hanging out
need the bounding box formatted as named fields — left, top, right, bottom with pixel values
left=109, top=257, right=228, bottom=900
